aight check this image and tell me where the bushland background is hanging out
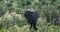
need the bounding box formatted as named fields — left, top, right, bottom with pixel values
left=0, top=0, right=60, bottom=32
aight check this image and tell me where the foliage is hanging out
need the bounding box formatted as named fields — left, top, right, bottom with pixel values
left=0, top=0, right=60, bottom=32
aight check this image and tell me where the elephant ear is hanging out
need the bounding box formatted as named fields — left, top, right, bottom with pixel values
left=24, top=11, right=31, bottom=19
left=31, top=11, right=39, bottom=18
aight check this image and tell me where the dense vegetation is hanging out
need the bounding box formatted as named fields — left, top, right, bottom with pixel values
left=0, top=0, right=60, bottom=32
